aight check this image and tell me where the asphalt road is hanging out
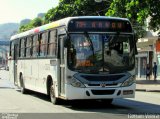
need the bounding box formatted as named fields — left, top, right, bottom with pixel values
left=0, top=70, right=160, bottom=119
left=0, top=88, right=160, bottom=119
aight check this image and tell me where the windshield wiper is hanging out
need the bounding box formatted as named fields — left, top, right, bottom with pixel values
left=108, top=31, right=120, bottom=46
left=84, top=31, right=95, bottom=57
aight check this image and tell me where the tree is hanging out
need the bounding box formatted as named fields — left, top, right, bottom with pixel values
left=148, top=0, right=160, bottom=32
left=106, top=0, right=149, bottom=38
left=19, top=0, right=111, bottom=31
left=31, top=18, right=43, bottom=27
left=19, top=17, right=43, bottom=32
left=105, top=0, right=160, bottom=38
left=19, top=0, right=160, bottom=35
left=45, top=0, right=111, bottom=23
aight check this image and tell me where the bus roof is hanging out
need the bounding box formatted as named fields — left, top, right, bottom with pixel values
left=10, top=16, right=130, bottom=40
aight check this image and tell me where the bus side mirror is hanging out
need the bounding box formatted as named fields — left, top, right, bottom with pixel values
left=63, top=35, right=69, bottom=47
left=134, top=30, right=138, bottom=43
left=133, top=32, right=138, bottom=55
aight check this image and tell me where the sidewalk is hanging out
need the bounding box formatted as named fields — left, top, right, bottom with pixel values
left=0, top=77, right=15, bottom=89
left=0, top=70, right=15, bottom=89
left=136, top=77, right=160, bottom=92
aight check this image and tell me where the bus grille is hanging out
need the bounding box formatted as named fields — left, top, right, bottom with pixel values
left=81, top=75, right=124, bottom=81
left=91, top=89, right=115, bottom=95
left=88, top=84, right=118, bottom=87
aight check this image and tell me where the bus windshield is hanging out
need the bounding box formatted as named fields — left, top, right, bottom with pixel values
left=67, top=33, right=135, bottom=73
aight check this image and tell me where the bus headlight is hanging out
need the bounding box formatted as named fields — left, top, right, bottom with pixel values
left=70, top=77, right=86, bottom=88
left=121, top=76, right=136, bottom=87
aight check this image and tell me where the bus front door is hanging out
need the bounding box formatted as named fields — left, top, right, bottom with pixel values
left=13, top=44, right=18, bottom=86
left=59, top=36, right=65, bottom=96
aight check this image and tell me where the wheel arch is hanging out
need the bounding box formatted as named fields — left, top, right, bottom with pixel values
left=19, top=72, right=23, bottom=87
left=19, top=72, right=22, bottom=79
left=46, top=75, right=53, bottom=95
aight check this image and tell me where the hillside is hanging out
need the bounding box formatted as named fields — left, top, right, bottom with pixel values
left=0, top=13, right=46, bottom=41
left=0, top=23, right=19, bottom=40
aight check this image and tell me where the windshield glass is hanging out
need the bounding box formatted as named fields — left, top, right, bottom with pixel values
left=67, top=33, right=135, bottom=73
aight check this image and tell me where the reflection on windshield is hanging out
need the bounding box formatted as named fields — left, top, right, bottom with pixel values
left=68, top=34, right=135, bottom=73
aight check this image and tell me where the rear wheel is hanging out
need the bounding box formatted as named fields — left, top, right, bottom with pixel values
left=20, top=74, right=28, bottom=94
left=50, top=81, right=59, bottom=105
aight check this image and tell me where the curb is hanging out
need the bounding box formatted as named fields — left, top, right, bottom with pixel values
left=136, top=89, right=160, bottom=92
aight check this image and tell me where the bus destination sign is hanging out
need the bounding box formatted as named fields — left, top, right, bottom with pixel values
left=68, top=19, right=132, bottom=32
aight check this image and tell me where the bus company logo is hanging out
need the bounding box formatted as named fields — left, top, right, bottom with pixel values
left=100, top=83, right=106, bottom=87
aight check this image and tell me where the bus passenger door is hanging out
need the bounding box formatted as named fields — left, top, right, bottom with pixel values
left=59, top=36, right=65, bottom=95
left=13, top=44, right=18, bottom=86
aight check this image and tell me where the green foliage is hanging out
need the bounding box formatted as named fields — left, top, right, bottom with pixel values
left=31, top=18, right=43, bottom=27
left=19, top=0, right=160, bottom=36
left=106, top=0, right=149, bottom=38
left=19, top=18, right=43, bottom=33
left=44, top=0, right=111, bottom=23
left=19, top=25, right=29, bottom=32
left=148, top=0, right=160, bottom=32
left=106, top=0, right=160, bottom=38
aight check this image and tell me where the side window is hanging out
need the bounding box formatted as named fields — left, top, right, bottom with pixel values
left=20, top=38, right=26, bottom=58
left=39, top=32, right=47, bottom=57
left=123, top=40, right=130, bottom=53
left=10, top=41, right=14, bottom=58
left=9, top=41, right=12, bottom=57
left=48, top=30, right=57, bottom=57
left=26, top=36, right=32, bottom=57
left=32, top=35, right=39, bottom=57
left=19, top=39, right=21, bottom=57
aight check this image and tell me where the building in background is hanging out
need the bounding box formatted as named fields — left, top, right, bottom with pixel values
left=136, top=17, right=159, bottom=78
left=0, top=40, right=9, bottom=68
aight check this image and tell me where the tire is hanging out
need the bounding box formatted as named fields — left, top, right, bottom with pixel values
left=20, top=74, right=28, bottom=94
left=50, top=82, right=59, bottom=105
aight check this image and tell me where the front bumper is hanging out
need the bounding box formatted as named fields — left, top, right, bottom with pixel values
left=64, top=83, right=136, bottom=100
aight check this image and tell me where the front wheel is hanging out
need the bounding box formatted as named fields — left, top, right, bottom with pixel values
left=50, top=82, right=59, bottom=105
left=20, top=74, right=28, bottom=94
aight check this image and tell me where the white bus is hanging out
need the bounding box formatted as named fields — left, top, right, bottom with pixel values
left=9, top=16, right=137, bottom=104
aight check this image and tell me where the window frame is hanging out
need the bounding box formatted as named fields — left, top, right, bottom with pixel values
left=32, top=34, right=39, bottom=58
left=19, top=37, right=27, bottom=58
left=26, top=36, right=33, bottom=58
left=47, top=29, right=57, bottom=57
left=39, top=32, right=48, bottom=57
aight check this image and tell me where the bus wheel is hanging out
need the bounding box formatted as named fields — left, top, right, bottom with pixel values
left=50, top=82, right=59, bottom=105
left=20, top=74, right=27, bottom=94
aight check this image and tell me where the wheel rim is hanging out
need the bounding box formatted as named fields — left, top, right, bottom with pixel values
left=50, top=85, right=55, bottom=101
left=20, top=76, right=23, bottom=90
left=20, top=75, right=25, bottom=93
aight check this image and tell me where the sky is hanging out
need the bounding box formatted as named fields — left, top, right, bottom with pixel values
left=0, top=0, right=59, bottom=24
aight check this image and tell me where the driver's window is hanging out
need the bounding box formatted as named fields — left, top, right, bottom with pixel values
left=123, top=41, right=130, bottom=53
